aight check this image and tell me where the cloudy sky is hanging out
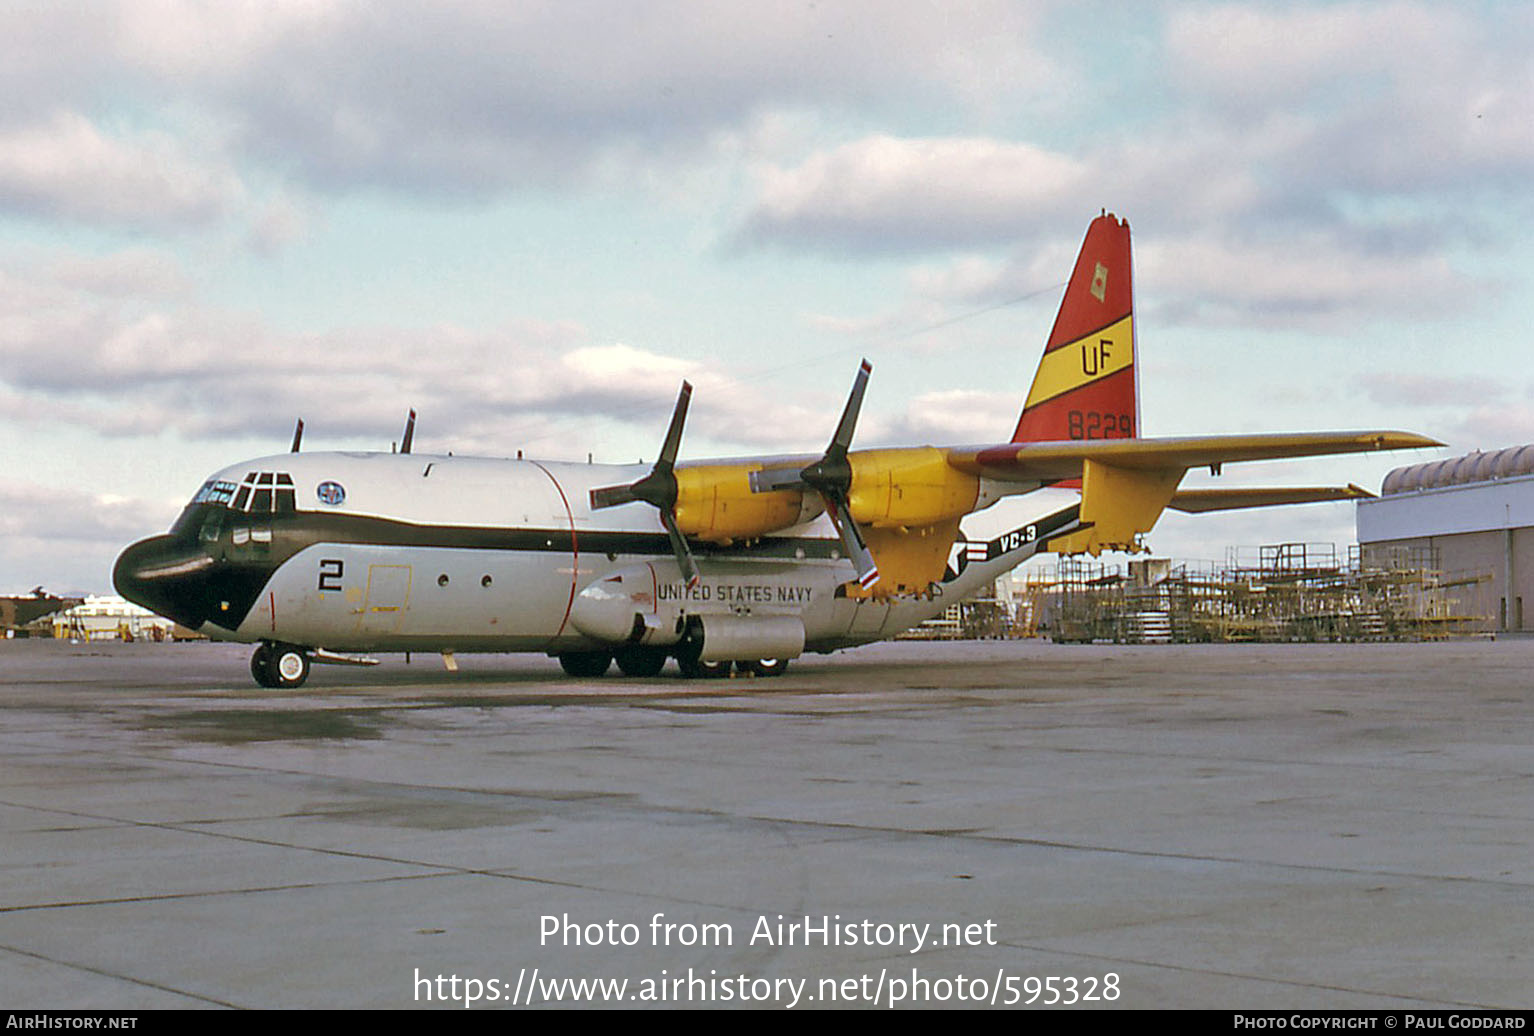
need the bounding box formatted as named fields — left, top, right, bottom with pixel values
left=3, top=0, right=1529, bottom=593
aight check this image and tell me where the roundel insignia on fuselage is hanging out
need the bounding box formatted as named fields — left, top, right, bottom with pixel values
left=316, top=481, right=346, bottom=506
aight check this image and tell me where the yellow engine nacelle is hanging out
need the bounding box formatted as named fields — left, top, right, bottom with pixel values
left=848, top=447, right=980, bottom=528
left=674, top=463, right=816, bottom=543
left=670, top=449, right=981, bottom=578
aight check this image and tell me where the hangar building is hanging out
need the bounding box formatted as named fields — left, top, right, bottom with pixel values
left=1357, top=445, right=1534, bottom=633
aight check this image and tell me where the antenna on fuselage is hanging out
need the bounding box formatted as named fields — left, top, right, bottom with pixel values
left=290, top=418, right=304, bottom=453
left=400, top=409, right=416, bottom=455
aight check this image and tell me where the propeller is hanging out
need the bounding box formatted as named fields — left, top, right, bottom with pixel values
left=751, top=359, right=880, bottom=590
left=803, top=360, right=880, bottom=589
left=589, top=382, right=701, bottom=587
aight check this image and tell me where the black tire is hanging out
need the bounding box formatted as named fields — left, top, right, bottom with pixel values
left=250, top=644, right=275, bottom=688
left=677, top=655, right=731, bottom=679
left=675, top=620, right=725, bottom=679
left=614, top=645, right=667, bottom=678
left=749, top=658, right=789, bottom=677
left=558, top=651, right=612, bottom=678
left=264, top=644, right=310, bottom=688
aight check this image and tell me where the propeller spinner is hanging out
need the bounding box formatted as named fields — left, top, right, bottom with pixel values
left=589, top=382, right=701, bottom=588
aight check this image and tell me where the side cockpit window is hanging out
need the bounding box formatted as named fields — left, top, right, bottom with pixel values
left=199, top=511, right=223, bottom=544
left=192, top=479, right=238, bottom=507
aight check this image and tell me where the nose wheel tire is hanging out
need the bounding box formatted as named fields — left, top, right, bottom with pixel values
left=253, top=643, right=311, bottom=688
left=740, top=658, right=789, bottom=677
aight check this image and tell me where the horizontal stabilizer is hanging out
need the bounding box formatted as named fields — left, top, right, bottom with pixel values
left=1168, top=484, right=1374, bottom=513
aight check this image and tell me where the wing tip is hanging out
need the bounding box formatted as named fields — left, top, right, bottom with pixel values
left=1375, top=431, right=1445, bottom=450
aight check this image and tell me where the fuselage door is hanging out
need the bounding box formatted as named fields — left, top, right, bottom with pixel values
left=358, top=564, right=412, bottom=634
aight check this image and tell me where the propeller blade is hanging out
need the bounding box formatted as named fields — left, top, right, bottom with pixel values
left=289, top=419, right=304, bottom=453
left=660, top=508, right=701, bottom=588
left=749, top=465, right=806, bottom=494
left=825, top=496, right=880, bottom=590
left=590, top=484, right=639, bottom=510
left=802, top=359, right=872, bottom=489
left=400, top=409, right=416, bottom=455
left=656, top=381, right=692, bottom=470
left=590, top=382, right=693, bottom=510
left=828, top=359, right=871, bottom=458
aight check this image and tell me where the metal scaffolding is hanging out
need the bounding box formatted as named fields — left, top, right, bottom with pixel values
left=1038, top=542, right=1492, bottom=643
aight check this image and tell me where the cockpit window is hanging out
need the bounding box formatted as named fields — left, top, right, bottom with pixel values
left=192, top=480, right=238, bottom=506
left=194, top=472, right=297, bottom=514
left=274, top=473, right=295, bottom=514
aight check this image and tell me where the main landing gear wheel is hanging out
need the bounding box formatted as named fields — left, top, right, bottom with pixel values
left=677, top=655, right=731, bottom=679
left=738, top=658, right=789, bottom=677
left=674, top=621, right=729, bottom=679
left=614, top=645, right=668, bottom=678
left=257, top=643, right=311, bottom=688
left=558, top=651, right=612, bottom=677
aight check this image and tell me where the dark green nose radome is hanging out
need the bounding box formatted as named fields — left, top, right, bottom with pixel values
left=113, top=535, right=217, bottom=630
left=114, top=532, right=275, bottom=634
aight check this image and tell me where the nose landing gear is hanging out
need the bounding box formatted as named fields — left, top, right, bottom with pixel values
left=251, top=642, right=312, bottom=688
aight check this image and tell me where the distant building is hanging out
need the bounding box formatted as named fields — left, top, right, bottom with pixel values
left=1357, top=445, right=1534, bottom=632
left=51, top=595, right=180, bottom=641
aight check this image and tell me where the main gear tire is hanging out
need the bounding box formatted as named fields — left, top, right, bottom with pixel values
left=558, top=651, right=612, bottom=678
left=615, top=645, right=668, bottom=677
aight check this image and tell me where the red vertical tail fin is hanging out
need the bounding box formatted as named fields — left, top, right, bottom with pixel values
left=1012, top=213, right=1139, bottom=444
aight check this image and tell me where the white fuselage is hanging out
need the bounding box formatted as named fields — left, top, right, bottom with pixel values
left=153, top=451, right=1051, bottom=657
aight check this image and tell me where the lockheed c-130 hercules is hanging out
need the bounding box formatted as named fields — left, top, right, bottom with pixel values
left=114, top=214, right=1438, bottom=687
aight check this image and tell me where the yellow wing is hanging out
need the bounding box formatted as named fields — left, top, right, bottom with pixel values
left=946, top=431, right=1439, bottom=555
left=947, top=431, right=1438, bottom=481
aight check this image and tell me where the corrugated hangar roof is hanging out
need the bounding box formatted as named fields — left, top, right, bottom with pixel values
left=1382, top=444, right=1534, bottom=495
